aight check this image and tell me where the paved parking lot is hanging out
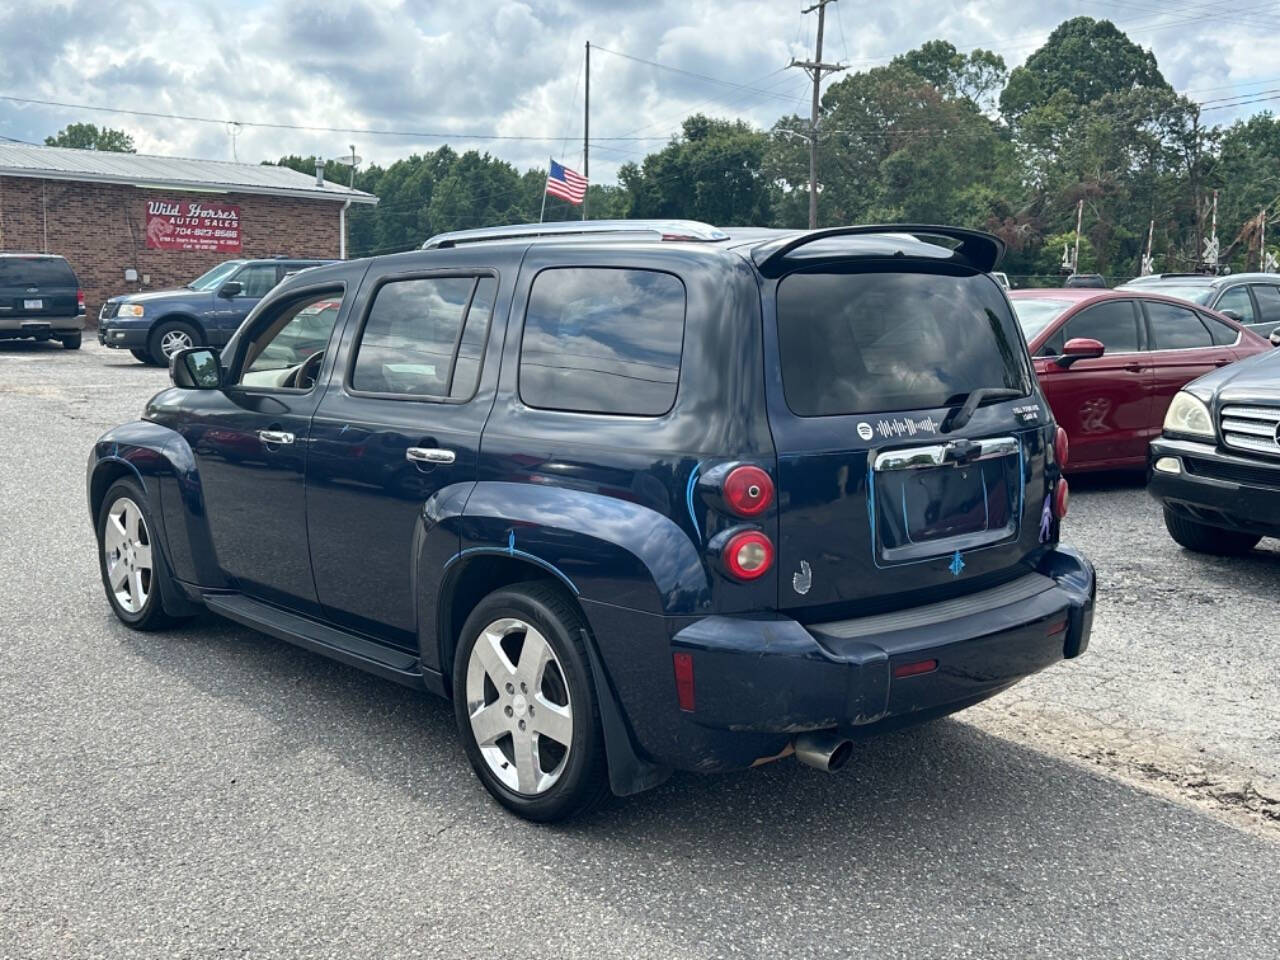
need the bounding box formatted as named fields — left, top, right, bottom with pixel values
left=2, top=340, right=1278, bottom=959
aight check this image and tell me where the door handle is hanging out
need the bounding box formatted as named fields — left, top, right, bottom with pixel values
left=1214, top=357, right=1232, bottom=367
left=406, top=446, right=455, bottom=464
left=257, top=429, right=295, bottom=445
left=1123, top=361, right=1142, bottom=373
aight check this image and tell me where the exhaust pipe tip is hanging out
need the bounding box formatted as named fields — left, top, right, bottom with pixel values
left=794, top=732, right=854, bottom=773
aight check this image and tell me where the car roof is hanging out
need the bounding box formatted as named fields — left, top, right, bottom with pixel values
left=1008, top=288, right=1119, bottom=302
left=0, top=252, right=69, bottom=260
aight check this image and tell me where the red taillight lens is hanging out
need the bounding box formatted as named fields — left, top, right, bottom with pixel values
left=723, top=465, right=774, bottom=517
left=672, top=652, right=696, bottom=711
left=722, top=530, right=774, bottom=580
left=1053, top=478, right=1069, bottom=519
left=76, top=289, right=85, bottom=313
left=892, top=658, right=938, bottom=679
left=1054, top=426, right=1069, bottom=469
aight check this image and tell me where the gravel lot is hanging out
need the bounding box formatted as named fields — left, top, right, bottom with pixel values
left=2, top=340, right=1278, bottom=959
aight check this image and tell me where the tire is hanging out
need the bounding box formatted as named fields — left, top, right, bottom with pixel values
left=148, top=319, right=201, bottom=366
left=452, top=581, right=610, bottom=822
left=59, top=332, right=81, bottom=349
left=1163, top=507, right=1260, bottom=556
left=96, top=478, right=180, bottom=630
left=130, top=348, right=158, bottom=365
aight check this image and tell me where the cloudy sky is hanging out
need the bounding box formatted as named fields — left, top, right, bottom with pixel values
left=1, top=0, right=1276, bottom=183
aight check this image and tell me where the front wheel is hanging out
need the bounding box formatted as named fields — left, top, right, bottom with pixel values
left=130, top=348, right=158, bottom=365
left=453, top=582, right=610, bottom=822
left=96, top=479, right=179, bottom=630
left=1163, top=507, right=1261, bottom=556
left=148, top=319, right=201, bottom=366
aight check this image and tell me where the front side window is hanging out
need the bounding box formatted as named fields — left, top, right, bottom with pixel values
left=1062, top=301, right=1139, bottom=353
left=1145, top=301, right=1213, bottom=349
left=233, top=264, right=280, bottom=298
left=776, top=269, right=1029, bottom=417
left=1215, top=286, right=1256, bottom=325
left=239, top=289, right=345, bottom=389
left=188, top=260, right=243, bottom=290
left=519, top=267, right=686, bottom=416
left=351, top=275, right=492, bottom=398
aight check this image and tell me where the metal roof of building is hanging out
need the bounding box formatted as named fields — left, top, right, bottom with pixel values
left=0, top=143, right=377, bottom=204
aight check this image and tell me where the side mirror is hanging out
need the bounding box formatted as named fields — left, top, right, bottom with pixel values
left=1056, top=337, right=1106, bottom=367
left=171, top=347, right=223, bottom=389
left=1220, top=309, right=1243, bottom=322
left=217, top=280, right=242, bottom=298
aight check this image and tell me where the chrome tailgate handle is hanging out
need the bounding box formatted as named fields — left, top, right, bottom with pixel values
left=257, top=430, right=295, bottom=445
left=874, top=436, right=1018, bottom=471
left=406, top=446, right=455, bottom=464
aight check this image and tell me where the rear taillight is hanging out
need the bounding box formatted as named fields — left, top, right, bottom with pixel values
left=722, top=530, right=774, bottom=580
left=1054, top=426, right=1069, bottom=470
left=76, top=289, right=85, bottom=314
left=1053, top=478, right=1069, bottom=519
left=722, top=465, right=773, bottom=517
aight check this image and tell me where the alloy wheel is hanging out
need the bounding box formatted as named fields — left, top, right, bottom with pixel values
left=465, top=617, right=574, bottom=795
left=160, top=329, right=193, bottom=358
left=103, top=497, right=153, bottom=614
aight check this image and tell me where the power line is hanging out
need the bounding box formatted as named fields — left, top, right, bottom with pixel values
left=590, top=46, right=810, bottom=107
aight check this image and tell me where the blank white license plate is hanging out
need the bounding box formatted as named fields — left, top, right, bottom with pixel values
left=23, top=299, right=41, bottom=310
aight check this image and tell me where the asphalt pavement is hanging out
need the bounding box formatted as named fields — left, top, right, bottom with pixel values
left=1, top=340, right=1277, bottom=959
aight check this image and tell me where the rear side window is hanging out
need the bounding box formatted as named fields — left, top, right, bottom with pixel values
left=1200, top=312, right=1239, bottom=346
left=519, top=267, right=685, bottom=416
left=1146, top=301, right=1213, bottom=349
left=351, top=275, right=492, bottom=398
left=1062, top=301, right=1139, bottom=352
left=1252, top=285, right=1280, bottom=325
left=0, top=257, right=76, bottom=286
left=776, top=270, right=1029, bottom=417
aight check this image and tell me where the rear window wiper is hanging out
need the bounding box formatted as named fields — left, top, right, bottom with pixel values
left=941, top=387, right=1023, bottom=433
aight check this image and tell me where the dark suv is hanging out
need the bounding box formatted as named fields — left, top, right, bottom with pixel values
left=0, top=253, right=85, bottom=348
left=87, top=220, right=1095, bottom=821
left=98, top=257, right=332, bottom=365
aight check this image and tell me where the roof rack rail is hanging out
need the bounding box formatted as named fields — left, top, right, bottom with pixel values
left=422, top=219, right=730, bottom=249
left=752, top=224, right=1006, bottom=277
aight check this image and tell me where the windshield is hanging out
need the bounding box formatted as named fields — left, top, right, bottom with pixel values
left=776, top=269, right=1031, bottom=417
left=1011, top=298, right=1073, bottom=340
left=188, top=260, right=245, bottom=291
left=1120, top=283, right=1213, bottom=305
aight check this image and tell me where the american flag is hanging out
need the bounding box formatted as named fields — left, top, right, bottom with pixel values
left=546, top=159, right=588, bottom=205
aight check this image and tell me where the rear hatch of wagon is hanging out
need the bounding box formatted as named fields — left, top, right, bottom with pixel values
left=0, top=256, right=80, bottom=324
left=760, top=242, right=1051, bottom=620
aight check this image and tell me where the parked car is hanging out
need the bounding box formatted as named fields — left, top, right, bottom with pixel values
left=97, top=257, right=332, bottom=365
left=1009, top=289, right=1268, bottom=472
left=0, top=253, right=85, bottom=348
left=1117, top=272, right=1280, bottom=341
left=1149, top=347, right=1280, bottom=554
left=87, top=220, right=1095, bottom=821
left=1064, top=273, right=1107, bottom=288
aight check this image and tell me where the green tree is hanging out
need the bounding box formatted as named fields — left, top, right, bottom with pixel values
left=892, top=41, right=1007, bottom=110
left=619, top=114, right=774, bottom=225
left=45, top=123, right=135, bottom=152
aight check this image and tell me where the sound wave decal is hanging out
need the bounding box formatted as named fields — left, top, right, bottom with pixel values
left=875, top=416, right=939, bottom=439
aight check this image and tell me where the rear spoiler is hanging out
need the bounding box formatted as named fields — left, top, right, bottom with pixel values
left=751, top=224, right=1006, bottom=278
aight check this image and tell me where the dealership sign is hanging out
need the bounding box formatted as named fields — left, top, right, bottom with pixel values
left=144, top=199, right=242, bottom=253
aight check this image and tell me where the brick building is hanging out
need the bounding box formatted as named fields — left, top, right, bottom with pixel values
left=0, top=144, right=377, bottom=321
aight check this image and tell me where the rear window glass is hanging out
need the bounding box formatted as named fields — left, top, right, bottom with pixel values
left=776, top=270, right=1030, bottom=417
left=0, top=257, right=75, bottom=286
left=519, top=267, right=685, bottom=416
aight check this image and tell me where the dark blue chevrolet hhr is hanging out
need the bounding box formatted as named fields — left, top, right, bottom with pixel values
left=87, top=220, right=1095, bottom=821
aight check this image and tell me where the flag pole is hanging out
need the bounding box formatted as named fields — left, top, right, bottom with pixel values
left=540, top=158, right=549, bottom=223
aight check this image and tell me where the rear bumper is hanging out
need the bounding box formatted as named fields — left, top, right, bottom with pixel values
left=585, top=546, right=1095, bottom=773
left=0, top=315, right=83, bottom=337
left=1149, top=437, right=1280, bottom=536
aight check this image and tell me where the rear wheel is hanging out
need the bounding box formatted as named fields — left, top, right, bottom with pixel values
left=96, top=478, right=179, bottom=630
left=452, top=582, right=609, bottom=822
left=1163, top=507, right=1260, bottom=556
left=148, top=319, right=200, bottom=366
left=59, top=332, right=81, bottom=349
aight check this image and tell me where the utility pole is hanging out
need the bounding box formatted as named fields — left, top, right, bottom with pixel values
left=1073, top=198, right=1083, bottom=274
left=789, top=1, right=845, bottom=229
left=583, top=40, right=590, bottom=221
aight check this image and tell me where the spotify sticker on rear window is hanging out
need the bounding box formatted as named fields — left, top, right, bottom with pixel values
left=856, top=422, right=874, bottom=441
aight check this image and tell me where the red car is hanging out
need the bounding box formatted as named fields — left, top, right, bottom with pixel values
left=1009, top=289, right=1269, bottom=472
